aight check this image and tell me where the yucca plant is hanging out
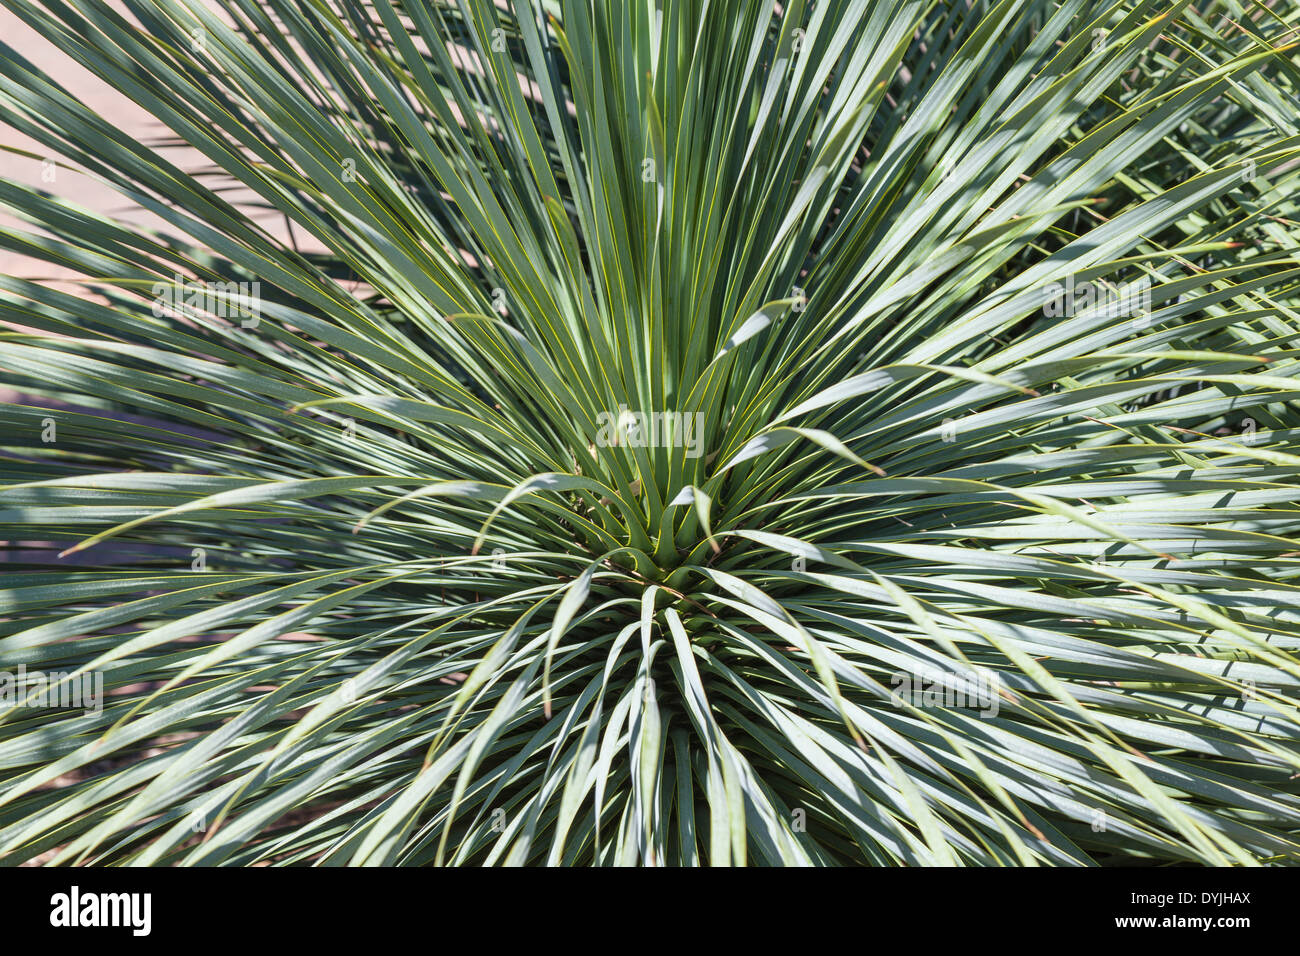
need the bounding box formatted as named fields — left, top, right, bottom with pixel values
left=1, top=0, right=1299, bottom=867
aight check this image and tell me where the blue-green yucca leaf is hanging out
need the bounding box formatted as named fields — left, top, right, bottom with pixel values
left=0, top=0, right=1298, bottom=866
